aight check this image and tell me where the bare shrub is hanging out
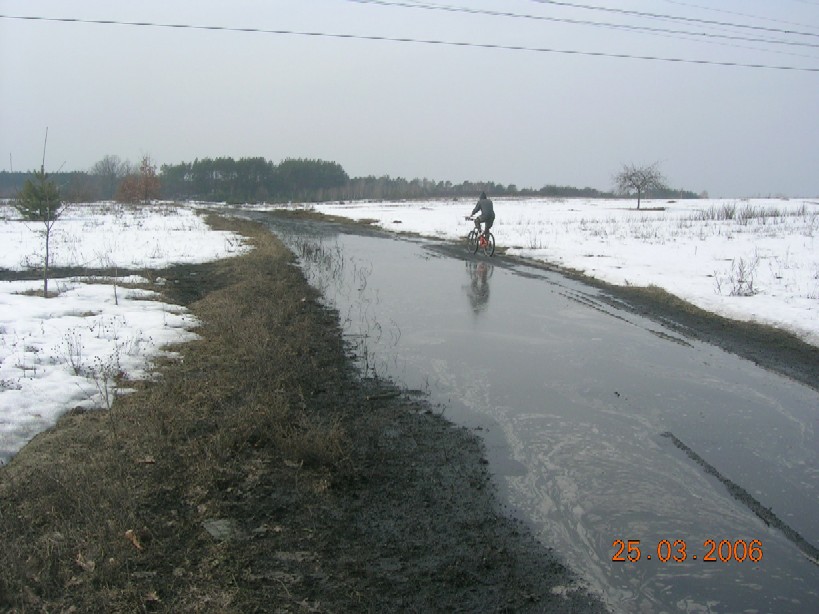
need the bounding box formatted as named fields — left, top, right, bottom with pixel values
left=715, top=254, right=760, bottom=297
left=60, top=329, right=85, bottom=375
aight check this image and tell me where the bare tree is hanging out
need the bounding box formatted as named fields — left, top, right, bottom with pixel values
left=90, top=154, right=128, bottom=200
left=614, top=162, right=667, bottom=209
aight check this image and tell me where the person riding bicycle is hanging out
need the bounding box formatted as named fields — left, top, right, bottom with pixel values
left=469, top=191, right=495, bottom=239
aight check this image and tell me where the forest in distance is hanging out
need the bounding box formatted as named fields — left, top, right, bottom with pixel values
left=0, top=155, right=701, bottom=204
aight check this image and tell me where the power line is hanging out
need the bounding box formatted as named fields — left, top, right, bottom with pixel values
left=526, top=0, right=819, bottom=39
left=657, top=0, right=819, bottom=32
left=347, top=0, right=819, bottom=52
left=1, top=14, right=818, bottom=72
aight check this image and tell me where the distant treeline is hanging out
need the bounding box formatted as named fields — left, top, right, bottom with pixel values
left=0, top=171, right=98, bottom=202
left=0, top=156, right=700, bottom=203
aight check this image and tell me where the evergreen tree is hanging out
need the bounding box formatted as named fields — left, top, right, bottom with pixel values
left=15, top=167, right=64, bottom=297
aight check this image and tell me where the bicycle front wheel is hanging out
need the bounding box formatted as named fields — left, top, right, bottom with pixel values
left=467, top=230, right=479, bottom=253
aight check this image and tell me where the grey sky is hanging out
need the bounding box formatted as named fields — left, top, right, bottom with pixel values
left=1, top=0, right=818, bottom=197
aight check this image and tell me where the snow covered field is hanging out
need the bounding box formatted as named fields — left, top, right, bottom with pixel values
left=1, top=197, right=817, bottom=464
left=0, top=202, right=249, bottom=463
left=311, top=197, right=819, bottom=346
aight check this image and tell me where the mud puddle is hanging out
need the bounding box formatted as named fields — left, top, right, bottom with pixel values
left=256, top=212, right=819, bottom=613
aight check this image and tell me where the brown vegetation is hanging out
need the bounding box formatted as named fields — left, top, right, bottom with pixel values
left=116, top=156, right=160, bottom=204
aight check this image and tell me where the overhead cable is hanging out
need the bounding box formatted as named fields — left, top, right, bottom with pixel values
left=1, top=14, right=818, bottom=72
left=658, top=0, right=819, bottom=32
left=526, top=0, right=819, bottom=38
left=347, top=0, right=819, bottom=50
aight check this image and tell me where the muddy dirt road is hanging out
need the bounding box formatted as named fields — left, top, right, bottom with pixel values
left=256, top=212, right=819, bottom=614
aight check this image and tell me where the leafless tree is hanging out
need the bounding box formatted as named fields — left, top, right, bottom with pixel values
left=614, top=162, right=667, bottom=209
left=90, top=154, right=129, bottom=200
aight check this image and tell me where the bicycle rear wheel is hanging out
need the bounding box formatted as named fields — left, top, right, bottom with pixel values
left=484, top=232, right=495, bottom=256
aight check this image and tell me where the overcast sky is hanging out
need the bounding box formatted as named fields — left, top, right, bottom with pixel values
left=1, top=0, right=818, bottom=197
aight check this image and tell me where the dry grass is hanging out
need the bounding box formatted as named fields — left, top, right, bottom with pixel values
left=0, top=216, right=354, bottom=612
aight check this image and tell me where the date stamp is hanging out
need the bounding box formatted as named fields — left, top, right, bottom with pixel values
left=612, top=539, right=763, bottom=563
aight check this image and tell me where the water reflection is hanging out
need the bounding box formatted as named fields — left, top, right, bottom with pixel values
left=464, top=260, right=493, bottom=314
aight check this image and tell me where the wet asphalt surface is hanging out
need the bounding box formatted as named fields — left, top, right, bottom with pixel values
left=255, top=212, right=819, bottom=613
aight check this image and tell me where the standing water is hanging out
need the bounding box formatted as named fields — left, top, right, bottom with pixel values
left=256, top=213, right=819, bottom=613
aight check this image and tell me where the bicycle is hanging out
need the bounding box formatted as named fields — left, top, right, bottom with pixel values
left=465, top=217, right=495, bottom=256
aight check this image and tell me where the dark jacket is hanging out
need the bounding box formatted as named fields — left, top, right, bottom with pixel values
left=471, top=197, right=495, bottom=220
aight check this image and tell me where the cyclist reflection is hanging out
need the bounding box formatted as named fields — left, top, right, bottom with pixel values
left=465, top=260, right=494, bottom=314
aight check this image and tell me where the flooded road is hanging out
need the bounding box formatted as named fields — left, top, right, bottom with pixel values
left=256, top=213, right=819, bottom=613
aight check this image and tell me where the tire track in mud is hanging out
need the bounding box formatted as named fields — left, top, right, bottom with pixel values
left=561, top=289, right=693, bottom=347
left=662, top=431, right=819, bottom=566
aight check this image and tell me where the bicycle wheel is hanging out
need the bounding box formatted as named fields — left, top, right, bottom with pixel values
left=467, top=230, right=479, bottom=253
left=483, top=232, right=495, bottom=256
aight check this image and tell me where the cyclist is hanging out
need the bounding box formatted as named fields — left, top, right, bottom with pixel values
left=469, top=191, right=495, bottom=239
